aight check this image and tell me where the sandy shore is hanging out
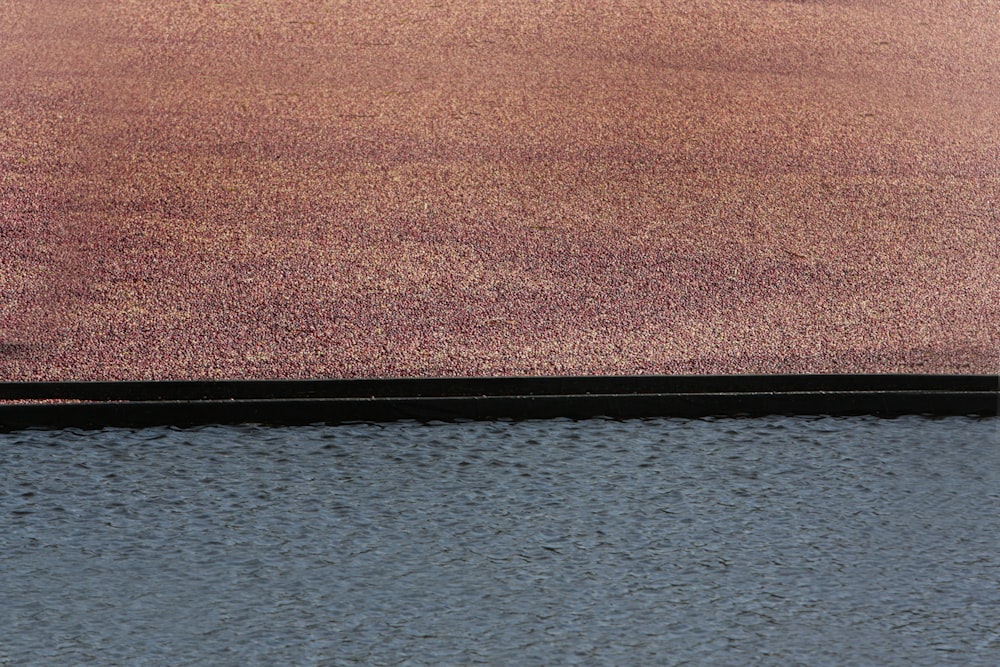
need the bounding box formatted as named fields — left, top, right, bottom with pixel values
left=1, top=0, right=997, bottom=380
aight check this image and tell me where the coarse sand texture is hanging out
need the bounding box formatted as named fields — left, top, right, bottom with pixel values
left=1, top=0, right=998, bottom=380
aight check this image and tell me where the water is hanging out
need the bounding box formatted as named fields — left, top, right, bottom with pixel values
left=2, top=415, right=998, bottom=666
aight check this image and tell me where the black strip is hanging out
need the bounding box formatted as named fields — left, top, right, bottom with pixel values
left=0, top=375, right=996, bottom=430
left=0, top=374, right=997, bottom=401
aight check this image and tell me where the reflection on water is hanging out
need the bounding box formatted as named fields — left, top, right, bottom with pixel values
left=2, top=416, right=998, bottom=666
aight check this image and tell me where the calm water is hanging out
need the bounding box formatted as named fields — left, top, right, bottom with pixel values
left=2, top=416, right=998, bottom=666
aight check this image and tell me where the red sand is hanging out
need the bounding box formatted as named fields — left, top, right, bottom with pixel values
left=1, top=0, right=998, bottom=381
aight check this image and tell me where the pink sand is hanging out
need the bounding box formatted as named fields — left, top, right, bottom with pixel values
left=1, top=0, right=997, bottom=380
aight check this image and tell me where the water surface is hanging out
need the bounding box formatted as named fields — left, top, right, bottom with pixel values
left=2, top=416, right=998, bottom=665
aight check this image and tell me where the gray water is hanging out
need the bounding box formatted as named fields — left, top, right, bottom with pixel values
left=2, top=415, right=998, bottom=666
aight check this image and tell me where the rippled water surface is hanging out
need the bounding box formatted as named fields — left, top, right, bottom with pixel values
left=2, top=416, right=998, bottom=666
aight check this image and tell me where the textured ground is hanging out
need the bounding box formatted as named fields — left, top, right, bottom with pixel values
left=1, top=0, right=998, bottom=381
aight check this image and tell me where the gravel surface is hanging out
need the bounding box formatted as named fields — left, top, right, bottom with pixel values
left=2, top=0, right=998, bottom=380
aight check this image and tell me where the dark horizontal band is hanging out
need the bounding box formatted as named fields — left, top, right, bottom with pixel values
left=1, top=375, right=996, bottom=430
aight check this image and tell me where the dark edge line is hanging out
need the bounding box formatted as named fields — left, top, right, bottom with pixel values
left=1, top=388, right=996, bottom=431
left=0, top=374, right=997, bottom=401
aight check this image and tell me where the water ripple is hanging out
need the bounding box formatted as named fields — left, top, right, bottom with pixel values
left=1, top=416, right=998, bottom=665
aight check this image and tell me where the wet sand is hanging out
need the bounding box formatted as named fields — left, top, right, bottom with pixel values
left=1, top=0, right=997, bottom=380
